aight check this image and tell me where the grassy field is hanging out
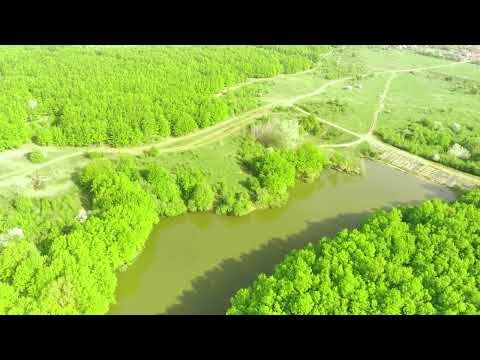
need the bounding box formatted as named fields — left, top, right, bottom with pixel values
left=297, top=74, right=390, bottom=133
left=377, top=71, right=480, bottom=132
left=260, top=72, right=330, bottom=103
left=423, top=62, right=480, bottom=82
left=133, top=134, right=251, bottom=192
left=355, top=46, right=453, bottom=72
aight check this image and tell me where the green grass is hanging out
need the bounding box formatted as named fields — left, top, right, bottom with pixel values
left=424, top=63, right=480, bottom=82
left=0, top=145, right=91, bottom=206
left=137, top=135, right=250, bottom=192
left=377, top=71, right=480, bottom=132
left=354, top=46, right=454, bottom=72
left=297, top=74, right=390, bottom=133
left=261, top=72, right=330, bottom=103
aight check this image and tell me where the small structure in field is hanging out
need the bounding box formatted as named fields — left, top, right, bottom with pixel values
left=344, top=85, right=353, bottom=91
left=76, top=208, right=89, bottom=223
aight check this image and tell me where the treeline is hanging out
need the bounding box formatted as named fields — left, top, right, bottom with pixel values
left=0, top=161, right=159, bottom=314
left=376, top=119, right=480, bottom=176
left=239, top=137, right=329, bottom=208
left=0, top=136, right=331, bottom=313
left=227, top=189, right=480, bottom=315
left=0, top=45, right=329, bottom=150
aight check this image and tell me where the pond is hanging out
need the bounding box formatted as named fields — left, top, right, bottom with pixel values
left=110, top=160, right=457, bottom=314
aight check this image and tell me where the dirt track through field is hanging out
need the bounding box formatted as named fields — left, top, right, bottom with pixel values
left=294, top=62, right=480, bottom=188
left=0, top=72, right=349, bottom=186
left=1, top=57, right=477, bottom=190
left=214, top=49, right=334, bottom=97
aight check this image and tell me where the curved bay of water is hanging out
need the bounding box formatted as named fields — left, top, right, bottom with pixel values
left=110, top=160, right=457, bottom=315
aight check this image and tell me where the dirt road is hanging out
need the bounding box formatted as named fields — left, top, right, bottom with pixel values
left=0, top=58, right=474, bottom=190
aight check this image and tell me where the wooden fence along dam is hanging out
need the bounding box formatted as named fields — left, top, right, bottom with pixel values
left=369, top=139, right=480, bottom=189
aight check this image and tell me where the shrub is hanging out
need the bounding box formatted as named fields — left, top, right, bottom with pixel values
left=144, top=165, right=186, bottom=217
left=299, top=114, right=322, bottom=136
left=27, top=151, right=46, bottom=163
left=238, top=136, right=266, bottom=170
left=175, top=166, right=214, bottom=212
left=293, top=143, right=328, bottom=181
left=80, top=159, right=116, bottom=188
left=464, top=138, right=480, bottom=161
left=254, top=151, right=296, bottom=196
left=450, top=122, right=462, bottom=133
left=358, top=142, right=379, bottom=159
left=215, top=185, right=253, bottom=216
left=172, top=114, right=198, bottom=136
left=116, top=157, right=141, bottom=182
left=187, top=182, right=215, bottom=212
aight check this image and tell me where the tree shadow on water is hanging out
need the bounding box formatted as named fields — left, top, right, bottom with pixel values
left=162, top=199, right=422, bottom=315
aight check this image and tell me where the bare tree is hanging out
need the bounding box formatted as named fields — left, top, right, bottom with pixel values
left=251, top=117, right=299, bottom=149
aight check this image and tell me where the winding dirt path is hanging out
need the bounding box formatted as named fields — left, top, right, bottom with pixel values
left=214, top=49, right=334, bottom=97
left=293, top=62, right=480, bottom=188
left=0, top=58, right=474, bottom=189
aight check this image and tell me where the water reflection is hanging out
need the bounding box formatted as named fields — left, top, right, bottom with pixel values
left=110, top=161, right=457, bottom=315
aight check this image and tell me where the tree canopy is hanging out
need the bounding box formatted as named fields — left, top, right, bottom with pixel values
left=0, top=160, right=158, bottom=314
left=227, top=190, right=480, bottom=315
left=0, top=45, right=329, bottom=150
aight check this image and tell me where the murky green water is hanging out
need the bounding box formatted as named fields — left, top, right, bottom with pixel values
left=110, top=161, right=457, bottom=315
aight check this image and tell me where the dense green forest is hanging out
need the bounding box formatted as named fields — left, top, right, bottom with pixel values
left=0, top=163, right=159, bottom=313
left=376, top=119, right=480, bottom=176
left=227, top=190, right=480, bottom=315
left=0, top=45, right=328, bottom=150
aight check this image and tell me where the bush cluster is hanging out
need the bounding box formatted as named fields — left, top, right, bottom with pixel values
left=376, top=119, right=480, bottom=176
